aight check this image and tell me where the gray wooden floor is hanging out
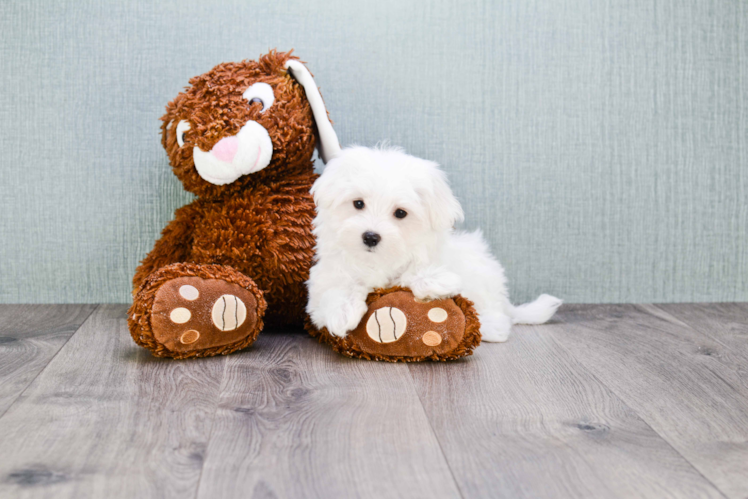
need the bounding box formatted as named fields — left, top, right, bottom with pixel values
left=0, top=304, right=746, bottom=498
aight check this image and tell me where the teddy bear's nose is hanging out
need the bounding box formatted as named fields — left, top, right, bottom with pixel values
left=211, top=136, right=239, bottom=163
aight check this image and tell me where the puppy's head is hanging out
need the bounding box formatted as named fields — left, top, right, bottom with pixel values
left=311, top=146, right=464, bottom=268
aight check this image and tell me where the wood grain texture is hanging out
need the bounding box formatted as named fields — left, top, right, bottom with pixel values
left=0, top=304, right=96, bottom=416
left=547, top=304, right=748, bottom=498
left=2, top=303, right=745, bottom=498
left=0, top=305, right=226, bottom=498
left=196, top=332, right=460, bottom=499
left=407, top=323, right=722, bottom=498
left=655, top=303, right=748, bottom=367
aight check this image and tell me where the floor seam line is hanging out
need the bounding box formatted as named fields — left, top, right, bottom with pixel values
left=0, top=304, right=99, bottom=422
left=406, top=364, right=466, bottom=499
left=192, top=354, right=230, bottom=499
left=647, top=304, right=738, bottom=353
left=543, top=318, right=729, bottom=499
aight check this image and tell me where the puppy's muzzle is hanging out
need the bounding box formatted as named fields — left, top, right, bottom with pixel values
left=362, top=231, right=381, bottom=248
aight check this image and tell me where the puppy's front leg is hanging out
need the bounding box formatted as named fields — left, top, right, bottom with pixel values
left=319, top=288, right=369, bottom=337
left=401, top=266, right=462, bottom=301
left=307, top=261, right=371, bottom=337
left=307, top=276, right=368, bottom=337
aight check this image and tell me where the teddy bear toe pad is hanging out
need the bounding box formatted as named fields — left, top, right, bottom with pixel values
left=151, top=277, right=258, bottom=353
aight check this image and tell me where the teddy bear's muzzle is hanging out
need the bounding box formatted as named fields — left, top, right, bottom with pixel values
left=192, top=120, right=273, bottom=185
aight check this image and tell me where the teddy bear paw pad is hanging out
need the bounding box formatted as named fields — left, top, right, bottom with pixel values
left=306, top=287, right=482, bottom=362
left=347, top=291, right=467, bottom=358
left=150, top=277, right=259, bottom=353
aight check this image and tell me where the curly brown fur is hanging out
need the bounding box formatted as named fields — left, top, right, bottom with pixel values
left=305, top=287, right=482, bottom=362
left=129, top=50, right=324, bottom=358
left=162, top=50, right=317, bottom=199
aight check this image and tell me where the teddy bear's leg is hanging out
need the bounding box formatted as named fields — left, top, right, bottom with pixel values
left=129, top=263, right=267, bottom=359
left=305, top=287, right=482, bottom=362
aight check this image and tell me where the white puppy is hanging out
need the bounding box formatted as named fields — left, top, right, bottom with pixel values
left=306, top=146, right=562, bottom=342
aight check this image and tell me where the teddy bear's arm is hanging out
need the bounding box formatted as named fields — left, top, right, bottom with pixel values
left=132, top=202, right=202, bottom=295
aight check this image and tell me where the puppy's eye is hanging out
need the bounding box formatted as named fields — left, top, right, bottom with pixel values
left=394, top=209, right=408, bottom=219
left=243, top=82, right=275, bottom=112
left=176, top=120, right=190, bottom=147
left=353, top=200, right=365, bottom=210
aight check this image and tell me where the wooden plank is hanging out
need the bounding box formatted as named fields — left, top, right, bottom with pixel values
left=0, top=304, right=226, bottom=498
left=196, top=332, right=460, bottom=499
left=547, top=304, right=748, bottom=499
left=654, top=303, right=748, bottom=365
left=0, top=304, right=96, bottom=416
left=408, top=322, right=723, bottom=498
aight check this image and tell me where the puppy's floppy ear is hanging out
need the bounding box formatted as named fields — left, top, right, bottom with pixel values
left=421, top=167, right=465, bottom=231
left=310, top=156, right=348, bottom=210
left=285, top=60, right=341, bottom=164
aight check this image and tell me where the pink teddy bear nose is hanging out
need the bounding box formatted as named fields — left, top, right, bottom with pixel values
left=211, top=136, right=239, bottom=163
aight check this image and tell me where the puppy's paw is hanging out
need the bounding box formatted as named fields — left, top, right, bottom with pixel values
left=479, top=311, right=513, bottom=342
left=409, top=270, right=462, bottom=301
left=314, top=290, right=369, bottom=338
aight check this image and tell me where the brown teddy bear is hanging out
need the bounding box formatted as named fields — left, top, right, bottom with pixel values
left=129, top=50, right=481, bottom=361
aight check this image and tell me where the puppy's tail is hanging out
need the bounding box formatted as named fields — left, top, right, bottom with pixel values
left=509, top=294, right=563, bottom=325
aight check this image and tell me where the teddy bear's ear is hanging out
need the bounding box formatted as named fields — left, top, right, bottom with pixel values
left=285, top=60, right=341, bottom=164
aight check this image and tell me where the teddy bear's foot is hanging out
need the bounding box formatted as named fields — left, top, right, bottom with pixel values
left=305, top=287, right=482, bottom=362
left=129, top=263, right=267, bottom=359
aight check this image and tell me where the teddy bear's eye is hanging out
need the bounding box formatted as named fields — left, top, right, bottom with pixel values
left=353, top=200, right=365, bottom=210
left=243, top=82, right=275, bottom=113
left=176, top=120, right=191, bottom=147
left=394, top=209, right=408, bottom=219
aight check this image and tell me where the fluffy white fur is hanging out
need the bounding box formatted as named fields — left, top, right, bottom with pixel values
left=306, top=146, right=562, bottom=342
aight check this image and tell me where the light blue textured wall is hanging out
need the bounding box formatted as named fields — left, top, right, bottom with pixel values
left=0, top=0, right=746, bottom=304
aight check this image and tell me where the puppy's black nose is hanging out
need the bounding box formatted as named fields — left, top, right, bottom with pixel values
left=362, top=231, right=381, bottom=247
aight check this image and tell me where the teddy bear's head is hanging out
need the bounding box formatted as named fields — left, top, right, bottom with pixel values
left=161, top=50, right=339, bottom=198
